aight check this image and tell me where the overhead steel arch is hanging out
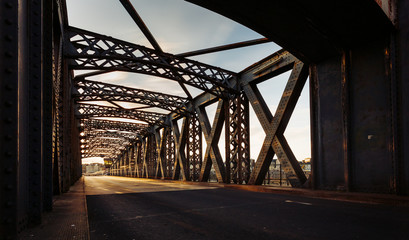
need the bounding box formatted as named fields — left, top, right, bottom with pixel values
left=64, top=26, right=238, bottom=98
left=81, top=119, right=147, bottom=133
left=76, top=104, right=167, bottom=125
left=73, top=78, right=189, bottom=114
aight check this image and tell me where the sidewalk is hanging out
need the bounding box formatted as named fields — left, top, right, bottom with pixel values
left=19, top=177, right=90, bottom=240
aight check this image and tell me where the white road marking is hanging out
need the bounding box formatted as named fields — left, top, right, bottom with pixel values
left=285, top=200, right=312, bottom=206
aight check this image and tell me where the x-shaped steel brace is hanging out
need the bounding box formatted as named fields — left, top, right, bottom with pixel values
left=197, top=100, right=227, bottom=183
left=171, top=117, right=190, bottom=181
left=155, top=128, right=168, bottom=179
left=135, top=142, right=142, bottom=178
left=243, top=60, right=309, bottom=186
left=141, top=137, right=149, bottom=178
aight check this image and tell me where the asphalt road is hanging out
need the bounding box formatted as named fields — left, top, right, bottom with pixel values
left=85, top=176, right=409, bottom=240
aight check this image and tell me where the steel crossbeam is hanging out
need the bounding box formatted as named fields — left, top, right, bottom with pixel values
left=240, top=52, right=308, bottom=187
left=76, top=103, right=166, bottom=125
left=81, top=131, right=137, bottom=142
left=81, top=119, right=147, bottom=132
left=74, top=78, right=189, bottom=113
left=197, top=100, right=227, bottom=183
left=64, top=26, right=238, bottom=98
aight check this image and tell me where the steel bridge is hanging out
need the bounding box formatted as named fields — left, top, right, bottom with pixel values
left=1, top=0, right=409, bottom=238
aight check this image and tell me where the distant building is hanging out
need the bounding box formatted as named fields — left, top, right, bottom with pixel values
left=82, top=163, right=106, bottom=175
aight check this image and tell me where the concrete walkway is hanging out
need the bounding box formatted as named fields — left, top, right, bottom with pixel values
left=19, top=177, right=89, bottom=240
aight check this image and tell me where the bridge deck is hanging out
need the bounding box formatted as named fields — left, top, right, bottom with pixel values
left=21, top=176, right=409, bottom=240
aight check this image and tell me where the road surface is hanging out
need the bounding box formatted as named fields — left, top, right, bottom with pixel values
left=85, top=176, right=409, bottom=240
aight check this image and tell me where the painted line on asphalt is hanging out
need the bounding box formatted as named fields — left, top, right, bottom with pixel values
left=285, top=200, right=312, bottom=206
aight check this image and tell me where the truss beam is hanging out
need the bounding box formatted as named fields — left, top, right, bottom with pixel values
left=64, top=27, right=238, bottom=97
left=76, top=104, right=166, bottom=125
left=74, top=78, right=188, bottom=113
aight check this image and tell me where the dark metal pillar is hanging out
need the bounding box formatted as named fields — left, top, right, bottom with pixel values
left=187, top=113, right=202, bottom=181
left=28, top=0, right=44, bottom=225
left=0, top=0, right=23, bottom=237
left=310, top=36, right=400, bottom=193
left=227, top=93, right=250, bottom=184
left=397, top=0, right=409, bottom=196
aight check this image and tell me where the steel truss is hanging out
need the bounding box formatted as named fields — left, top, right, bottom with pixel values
left=108, top=50, right=309, bottom=189
left=74, top=78, right=189, bottom=114
left=64, top=26, right=238, bottom=98
left=81, top=119, right=147, bottom=133
left=241, top=50, right=308, bottom=187
left=76, top=103, right=166, bottom=125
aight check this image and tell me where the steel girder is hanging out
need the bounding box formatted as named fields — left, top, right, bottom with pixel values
left=73, top=78, right=189, bottom=114
left=81, top=119, right=147, bottom=133
left=81, top=131, right=137, bottom=142
left=76, top=103, right=166, bottom=125
left=64, top=26, right=238, bottom=98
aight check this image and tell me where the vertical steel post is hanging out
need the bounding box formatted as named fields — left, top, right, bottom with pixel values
left=0, top=0, right=21, bottom=237
left=28, top=0, right=44, bottom=226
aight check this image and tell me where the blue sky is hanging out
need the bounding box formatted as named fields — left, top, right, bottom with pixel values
left=67, top=0, right=311, bottom=164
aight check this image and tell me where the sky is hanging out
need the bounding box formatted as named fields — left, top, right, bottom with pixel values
left=67, top=0, right=311, bottom=165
